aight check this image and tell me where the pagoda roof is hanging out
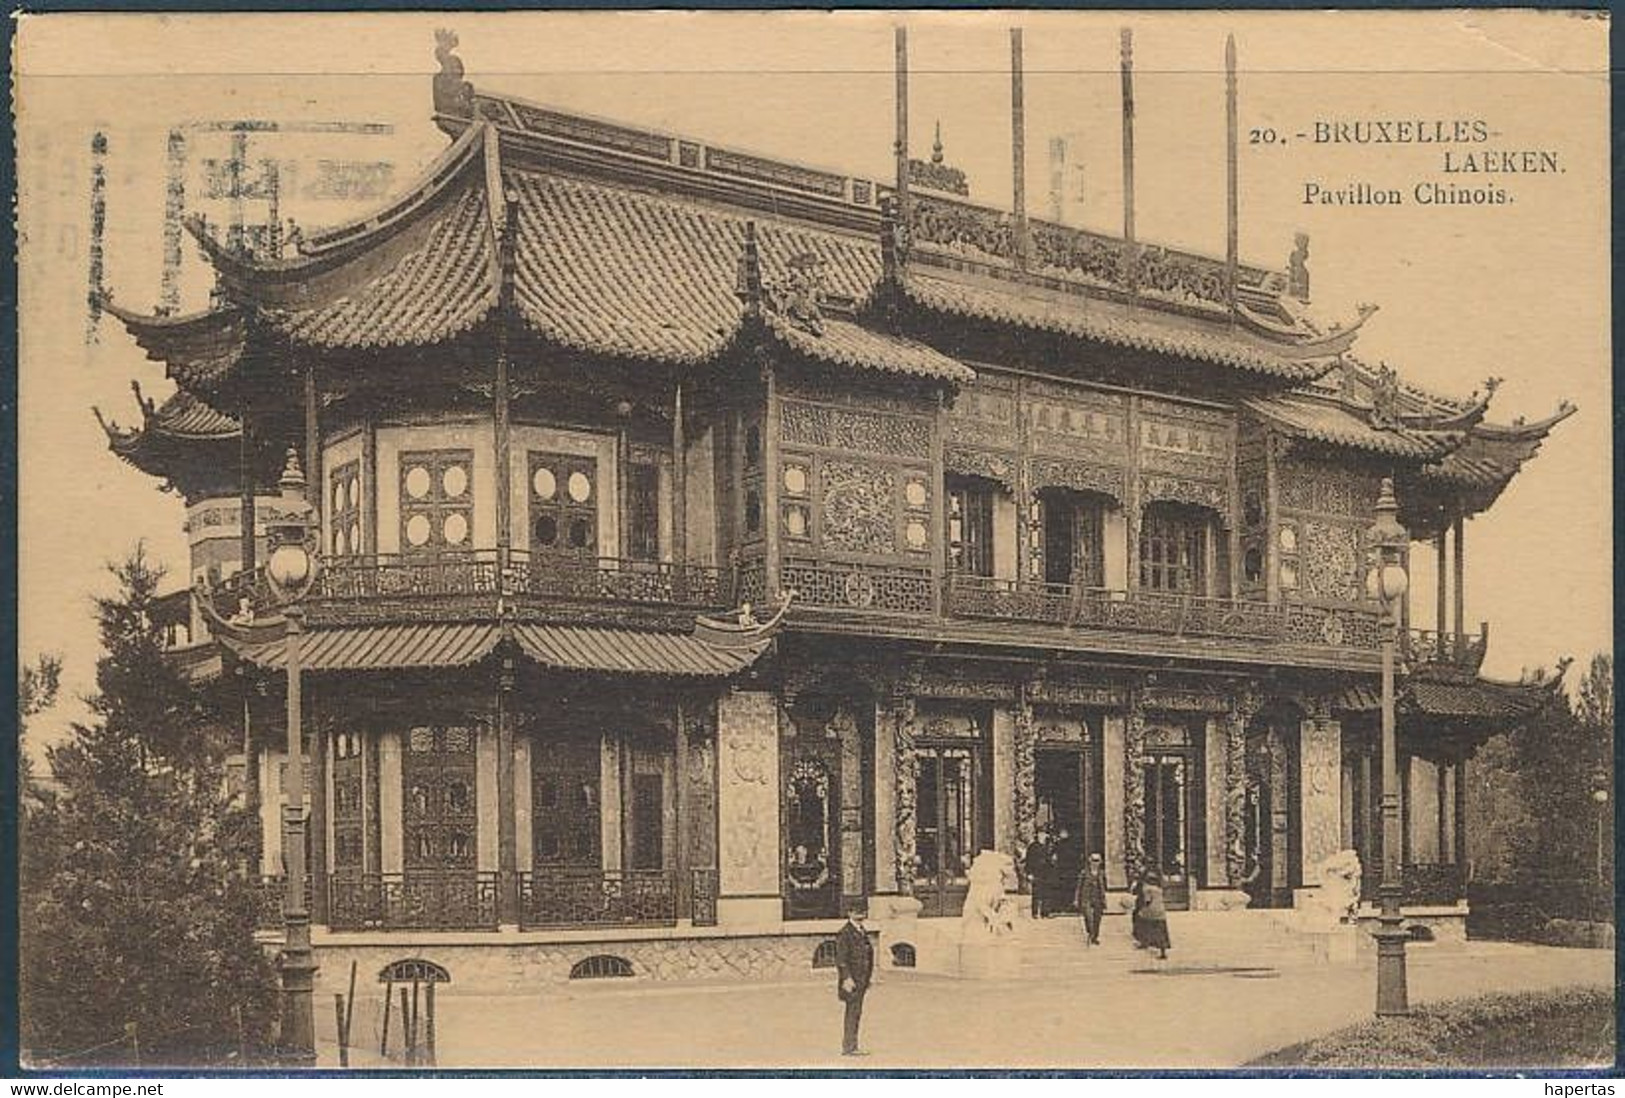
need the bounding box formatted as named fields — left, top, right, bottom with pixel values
left=1244, top=392, right=1461, bottom=459
left=93, top=383, right=257, bottom=496
left=1337, top=661, right=1569, bottom=731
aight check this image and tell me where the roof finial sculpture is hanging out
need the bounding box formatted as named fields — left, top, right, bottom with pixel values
left=736, top=221, right=764, bottom=318
left=932, top=121, right=945, bottom=166
left=1368, top=361, right=1401, bottom=430
left=770, top=253, right=827, bottom=337
left=1288, top=232, right=1310, bottom=302
left=433, top=29, right=475, bottom=119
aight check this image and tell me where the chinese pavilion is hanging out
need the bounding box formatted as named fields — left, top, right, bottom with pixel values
left=95, top=33, right=1574, bottom=985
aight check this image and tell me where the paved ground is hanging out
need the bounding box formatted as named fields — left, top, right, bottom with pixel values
left=317, top=917, right=1614, bottom=1070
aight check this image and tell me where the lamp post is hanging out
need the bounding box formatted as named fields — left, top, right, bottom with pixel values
left=1592, top=787, right=1610, bottom=887
left=264, top=448, right=320, bottom=1064
left=1366, top=477, right=1411, bottom=1016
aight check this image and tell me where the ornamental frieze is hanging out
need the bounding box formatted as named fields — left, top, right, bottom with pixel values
left=1140, top=473, right=1230, bottom=513
left=913, top=667, right=1016, bottom=702
left=1140, top=686, right=1231, bottom=713
left=1029, top=457, right=1128, bottom=503
left=944, top=447, right=1019, bottom=494
left=780, top=400, right=931, bottom=458
left=1027, top=681, right=1125, bottom=708
left=819, top=461, right=897, bottom=555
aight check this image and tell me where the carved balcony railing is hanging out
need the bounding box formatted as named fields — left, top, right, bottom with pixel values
left=316, top=551, right=502, bottom=601
left=506, top=551, right=729, bottom=610
left=945, top=574, right=1382, bottom=653
left=689, top=866, right=719, bottom=928
left=327, top=871, right=500, bottom=931
left=1403, top=625, right=1489, bottom=673
left=782, top=557, right=935, bottom=616
left=908, top=192, right=1287, bottom=311
left=1360, top=862, right=1466, bottom=906
left=517, top=869, right=679, bottom=930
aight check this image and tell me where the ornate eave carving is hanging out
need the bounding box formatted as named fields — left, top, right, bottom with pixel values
left=1030, top=456, right=1128, bottom=504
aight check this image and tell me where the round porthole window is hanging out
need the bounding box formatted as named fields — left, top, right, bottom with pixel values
left=442, top=464, right=468, bottom=499
left=534, top=515, right=558, bottom=546
left=783, top=465, right=808, bottom=496
left=568, top=518, right=592, bottom=549
left=568, top=471, right=593, bottom=503
left=905, top=480, right=928, bottom=509
left=1279, top=525, right=1298, bottom=553
left=405, top=466, right=432, bottom=500
left=443, top=512, right=469, bottom=546
left=406, top=514, right=432, bottom=547
left=905, top=520, right=928, bottom=550
left=533, top=467, right=557, bottom=500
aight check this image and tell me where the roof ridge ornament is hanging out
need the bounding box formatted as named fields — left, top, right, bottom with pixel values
left=736, top=220, right=764, bottom=318
left=767, top=252, right=828, bottom=336
left=1288, top=232, right=1310, bottom=302
left=1368, top=361, right=1401, bottom=430
left=434, top=28, right=475, bottom=119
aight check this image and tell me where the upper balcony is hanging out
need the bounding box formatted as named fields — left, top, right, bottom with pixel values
left=211, top=549, right=1383, bottom=668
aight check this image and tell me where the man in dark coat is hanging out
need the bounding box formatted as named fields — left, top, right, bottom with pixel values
left=835, top=900, right=875, bottom=1056
left=1076, top=852, right=1108, bottom=945
left=1022, top=831, right=1054, bottom=919
left=1053, top=828, right=1083, bottom=915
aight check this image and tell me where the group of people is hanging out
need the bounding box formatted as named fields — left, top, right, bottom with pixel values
left=1021, top=830, right=1172, bottom=957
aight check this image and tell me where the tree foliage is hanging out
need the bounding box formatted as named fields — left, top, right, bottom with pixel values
left=19, top=547, right=275, bottom=1066
left=18, top=651, right=62, bottom=798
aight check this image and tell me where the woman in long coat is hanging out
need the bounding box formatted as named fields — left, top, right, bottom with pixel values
left=1132, top=871, right=1172, bottom=959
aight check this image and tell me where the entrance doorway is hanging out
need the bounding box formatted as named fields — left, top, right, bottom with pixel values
left=1035, top=745, right=1100, bottom=913
left=914, top=743, right=990, bottom=917
left=1142, top=752, right=1194, bottom=910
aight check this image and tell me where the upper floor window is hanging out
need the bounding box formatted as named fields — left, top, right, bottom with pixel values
left=1140, top=503, right=1208, bottom=594
left=529, top=451, right=597, bottom=564
left=948, top=477, right=995, bottom=578
left=1042, top=490, right=1106, bottom=589
left=400, top=450, right=472, bottom=554
left=626, top=462, right=660, bottom=563
left=329, top=460, right=362, bottom=557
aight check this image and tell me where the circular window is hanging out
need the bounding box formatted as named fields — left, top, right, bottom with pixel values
left=1280, top=560, right=1299, bottom=589
left=533, top=467, right=557, bottom=500
left=905, top=520, right=928, bottom=550
left=568, top=471, right=592, bottom=503
left=1243, top=547, right=1263, bottom=583
left=443, top=512, right=469, bottom=545
left=442, top=464, right=468, bottom=499
left=784, top=506, right=808, bottom=538
left=568, top=518, right=592, bottom=549
left=405, top=466, right=432, bottom=500
left=783, top=465, right=808, bottom=496
left=905, top=480, right=928, bottom=509
left=534, top=515, right=558, bottom=546
left=1279, top=525, right=1298, bottom=553
left=405, top=514, right=432, bottom=547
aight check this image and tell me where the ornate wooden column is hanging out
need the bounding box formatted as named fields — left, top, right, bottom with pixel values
left=1435, top=530, right=1449, bottom=658
left=1013, top=679, right=1037, bottom=850
left=1452, top=514, right=1466, bottom=656
left=1123, top=689, right=1147, bottom=883
left=495, top=655, right=518, bottom=926
left=890, top=689, right=918, bottom=894
left=238, top=401, right=256, bottom=573
left=1225, top=685, right=1262, bottom=887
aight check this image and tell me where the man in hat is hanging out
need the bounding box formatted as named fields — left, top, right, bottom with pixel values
left=834, top=899, right=875, bottom=1056
left=1077, top=852, right=1108, bottom=946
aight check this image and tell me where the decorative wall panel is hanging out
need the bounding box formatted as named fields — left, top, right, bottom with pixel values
left=1013, top=687, right=1037, bottom=849
left=1278, top=460, right=1377, bottom=518
left=717, top=691, right=780, bottom=896
left=1301, top=521, right=1364, bottom=603
left=946, top=382, right=1019, bottom=451
left=820, top=461, right=897, bottom=555
left=892, top=697, right=918, bottom=894
left=1299, top=716, right=1343, bottom=883
left=1028, top=457, right=1127, bottom=503
left=1123, top=698, right=1147, bottom=883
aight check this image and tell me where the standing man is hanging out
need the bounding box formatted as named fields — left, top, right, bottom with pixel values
left=1076, top=852, right=1108, bottom=946
left=1023, top=830, right=1054, bottom=919
left=835, top=899, right=875, bottom=1056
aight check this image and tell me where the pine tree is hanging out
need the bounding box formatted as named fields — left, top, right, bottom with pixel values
left=19, top=547, right=275, bottom=1066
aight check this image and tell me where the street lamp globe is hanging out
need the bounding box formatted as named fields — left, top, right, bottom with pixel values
left=1379, top=562, right=1409, bottom=603
left=264, top=448, right=318, bottom=604
left=1593, top=789, right=1610, bottom=806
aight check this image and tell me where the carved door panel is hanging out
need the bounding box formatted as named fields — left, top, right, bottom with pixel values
left=529, top=451, right=599, bottom=568
left=402, top=726, right=478, bottom=873
left=784, top=747, right=841, bottom=921
left=531, top=738, right=602, bottom=870
left=914, top=743, right=988, bottom=918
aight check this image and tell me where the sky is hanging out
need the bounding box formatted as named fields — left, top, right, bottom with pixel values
left=14, top=10, right=1612, bottom=751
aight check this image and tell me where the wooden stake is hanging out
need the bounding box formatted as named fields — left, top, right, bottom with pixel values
left=333, top=994, right=348, bottom=1068
left=380, top=977, right=394, bottom=1057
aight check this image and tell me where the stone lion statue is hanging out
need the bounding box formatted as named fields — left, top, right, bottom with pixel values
left=961, top=850, right=1019, bottom=938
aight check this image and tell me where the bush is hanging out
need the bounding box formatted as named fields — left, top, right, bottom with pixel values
left=1249, top=986, right=1616, bottom=1068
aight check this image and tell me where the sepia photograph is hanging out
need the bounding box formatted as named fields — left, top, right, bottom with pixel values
left=11, top=8, right=1614, bottom=1074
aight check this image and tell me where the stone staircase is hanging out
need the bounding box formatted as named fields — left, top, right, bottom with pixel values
left=1007, top=908, right=1332, bottom=977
